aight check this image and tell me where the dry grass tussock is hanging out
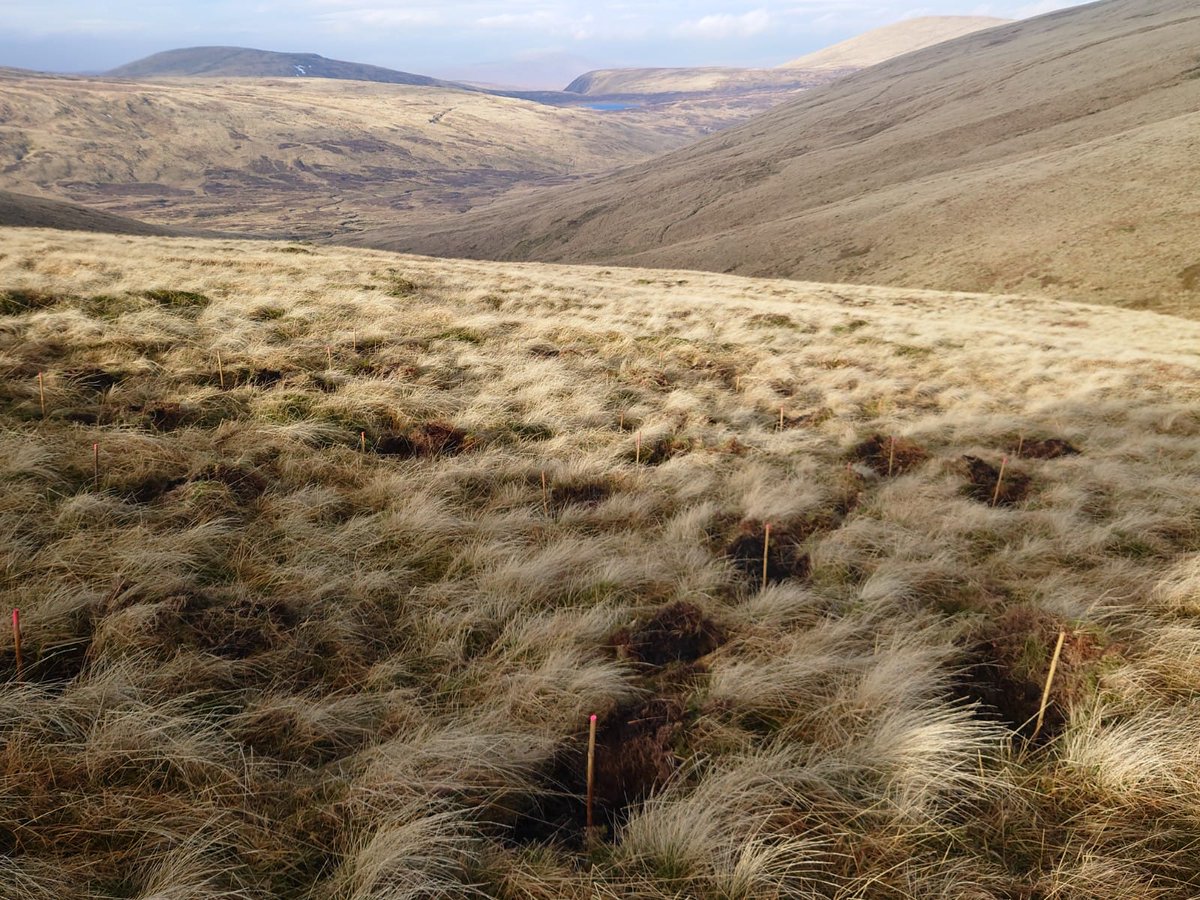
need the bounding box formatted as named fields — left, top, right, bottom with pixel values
left=2, top=226, right=1200, bottom=898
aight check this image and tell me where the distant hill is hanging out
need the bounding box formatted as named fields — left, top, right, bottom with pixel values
left=780, top=16, right=1010, bottom=69
left=354, top=0, right=1200, bottom=317
left=107, top=46, right=458, bottom=87
left=563, top=67, right=830, bottom=98
left=562, top=16, right=1009, bottom=98
left=0, top=190, right=176, bottom=236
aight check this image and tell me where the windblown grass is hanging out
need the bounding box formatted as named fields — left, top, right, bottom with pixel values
left=2, top=227, right=1200, bottom=897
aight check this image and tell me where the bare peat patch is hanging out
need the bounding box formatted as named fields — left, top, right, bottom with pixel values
left=850, top=434, right=929, bottom=476
left=725, top=519, right=814, bottom=588
left=961, top=456, right=1031, bottom=506
left=956, top=607, right=1113, bottom=742
left=374, top=422, right=475, bottom=458
left=611, top=601, right=726, bottom=667
left=1012, top=437, right=1080, bottom=460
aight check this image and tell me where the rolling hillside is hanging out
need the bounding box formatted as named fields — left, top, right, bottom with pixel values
left=107, top=46, right=456, bottom=87
left=357, top=0, right=1200, bottom=316
left=779, top=15, right=1011, bottom=69
left=0, top=189, right=176, bottom=236
left=565, top=16, right=1008, bottom=98
left=0, top=70, right=697, bottom=236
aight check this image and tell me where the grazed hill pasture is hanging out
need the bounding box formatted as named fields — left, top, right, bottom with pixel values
left=3, top=227, right=1200, bottom=897
left=0, top=71, right=700, bottom=237
left=365, top=0, right=1200, bottom=317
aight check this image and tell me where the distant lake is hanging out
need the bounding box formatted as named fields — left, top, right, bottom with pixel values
left=583, top=102, right=639, bottom=111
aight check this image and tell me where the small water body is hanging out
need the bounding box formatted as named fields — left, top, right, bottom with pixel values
left=584, top=102, right=639, bottom=111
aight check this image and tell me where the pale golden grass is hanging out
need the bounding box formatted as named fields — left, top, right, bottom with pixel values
left=1, top=227, right=1200, bottom=897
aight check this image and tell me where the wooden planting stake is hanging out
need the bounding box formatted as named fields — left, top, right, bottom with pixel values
left=635, top=432, right=642, bottom=465
left=779, top=406, right=785, bottom=431
left=586, top=713, right=598, bottom=831
left=734, top=374, right=741, bottom=392
left=541, top=471, right=549, bottom=515
left=93, top=442, right=100, bottom=487
left=1016, top=433, right=1025, bottom=459
left=762, top=523, right=771, bottom=587
left=888, top=436, right=897, bottom=477
left=216, top=351, right=225, bottom=389
left=991, top=456, right=1009, bottom=507
left=619, top=411, right=624, bottom=430
left=37, top=372, right=46, bottom=418
left=11, top=609, right=21, bottom=681
left=1031, top=630, right=1067, bottom=741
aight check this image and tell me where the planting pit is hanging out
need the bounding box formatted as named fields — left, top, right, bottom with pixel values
left=508, top=697, right=687, bottom=845
left=1013, top=438, right=1080, bottom=460
left=610, top=601, right=725, bottom=666
left=725, top=519, right=814, bottom=588
left=961, top=456, right=1032, bottom=506
left=548, top=478, right=613, bottom=512
left=374, top=422, right=474, bottom=458
left=142, top=401, right=195, bottom=431
left=850, top=434, right=929, bottom=476
left=627, top=434, right=691, bottom=466
left=956, top=606, right=1114, bottom=741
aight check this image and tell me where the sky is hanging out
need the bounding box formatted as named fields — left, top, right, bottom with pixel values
left=1, top=0, right=1084, bottom=87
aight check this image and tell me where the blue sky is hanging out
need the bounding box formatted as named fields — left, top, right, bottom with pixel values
left=1, top=0, right=1083, bottom=86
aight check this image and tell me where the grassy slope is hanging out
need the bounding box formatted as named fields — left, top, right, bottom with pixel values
left=0, top=190, right=177, bottom=236
left=3, top=227, right=1200, bottom=897
left=357, top=0, right=1200, bottom=317
left=779, top=16, right=1011, bottom=69
left=566, top=16, right=1007, bottom=97
left=0, top=71, right=697, bottom=237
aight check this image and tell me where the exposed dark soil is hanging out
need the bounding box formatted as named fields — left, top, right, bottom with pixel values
left=591, top=697, right=685, bottom=814
left=197, top=463, right=269, bottom=501
left=507, top=697, right=687, bottom=845
left=961, top=456, right=1032, bottom=506
left=143, top=401, right=194, bottom=431
left=126, top=473, right=189, bottom=504
left=1012, top=437, right=1080, bottom=460
left=374, top=422, right=474, bottom=458
left=850, top=434, right=929, bottom=476
left=628, top=434, right=691, bottom=466
left=955, top=606, right=1114, bottom=741
left=66, top=367, right=127, bottom=393
left=610, top=601, right=725, bottom=666
left=548, top=478, right=612, bottom=511
left=725, top=518, right=814, bottom=588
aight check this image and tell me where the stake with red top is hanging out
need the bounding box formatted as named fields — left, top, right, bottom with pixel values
left=12, top=609, right=21, bottom=681
left=586, top=713, right=598, bottom=831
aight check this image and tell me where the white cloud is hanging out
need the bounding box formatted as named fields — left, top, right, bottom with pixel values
left=675, top=9, right=771, bottom=39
